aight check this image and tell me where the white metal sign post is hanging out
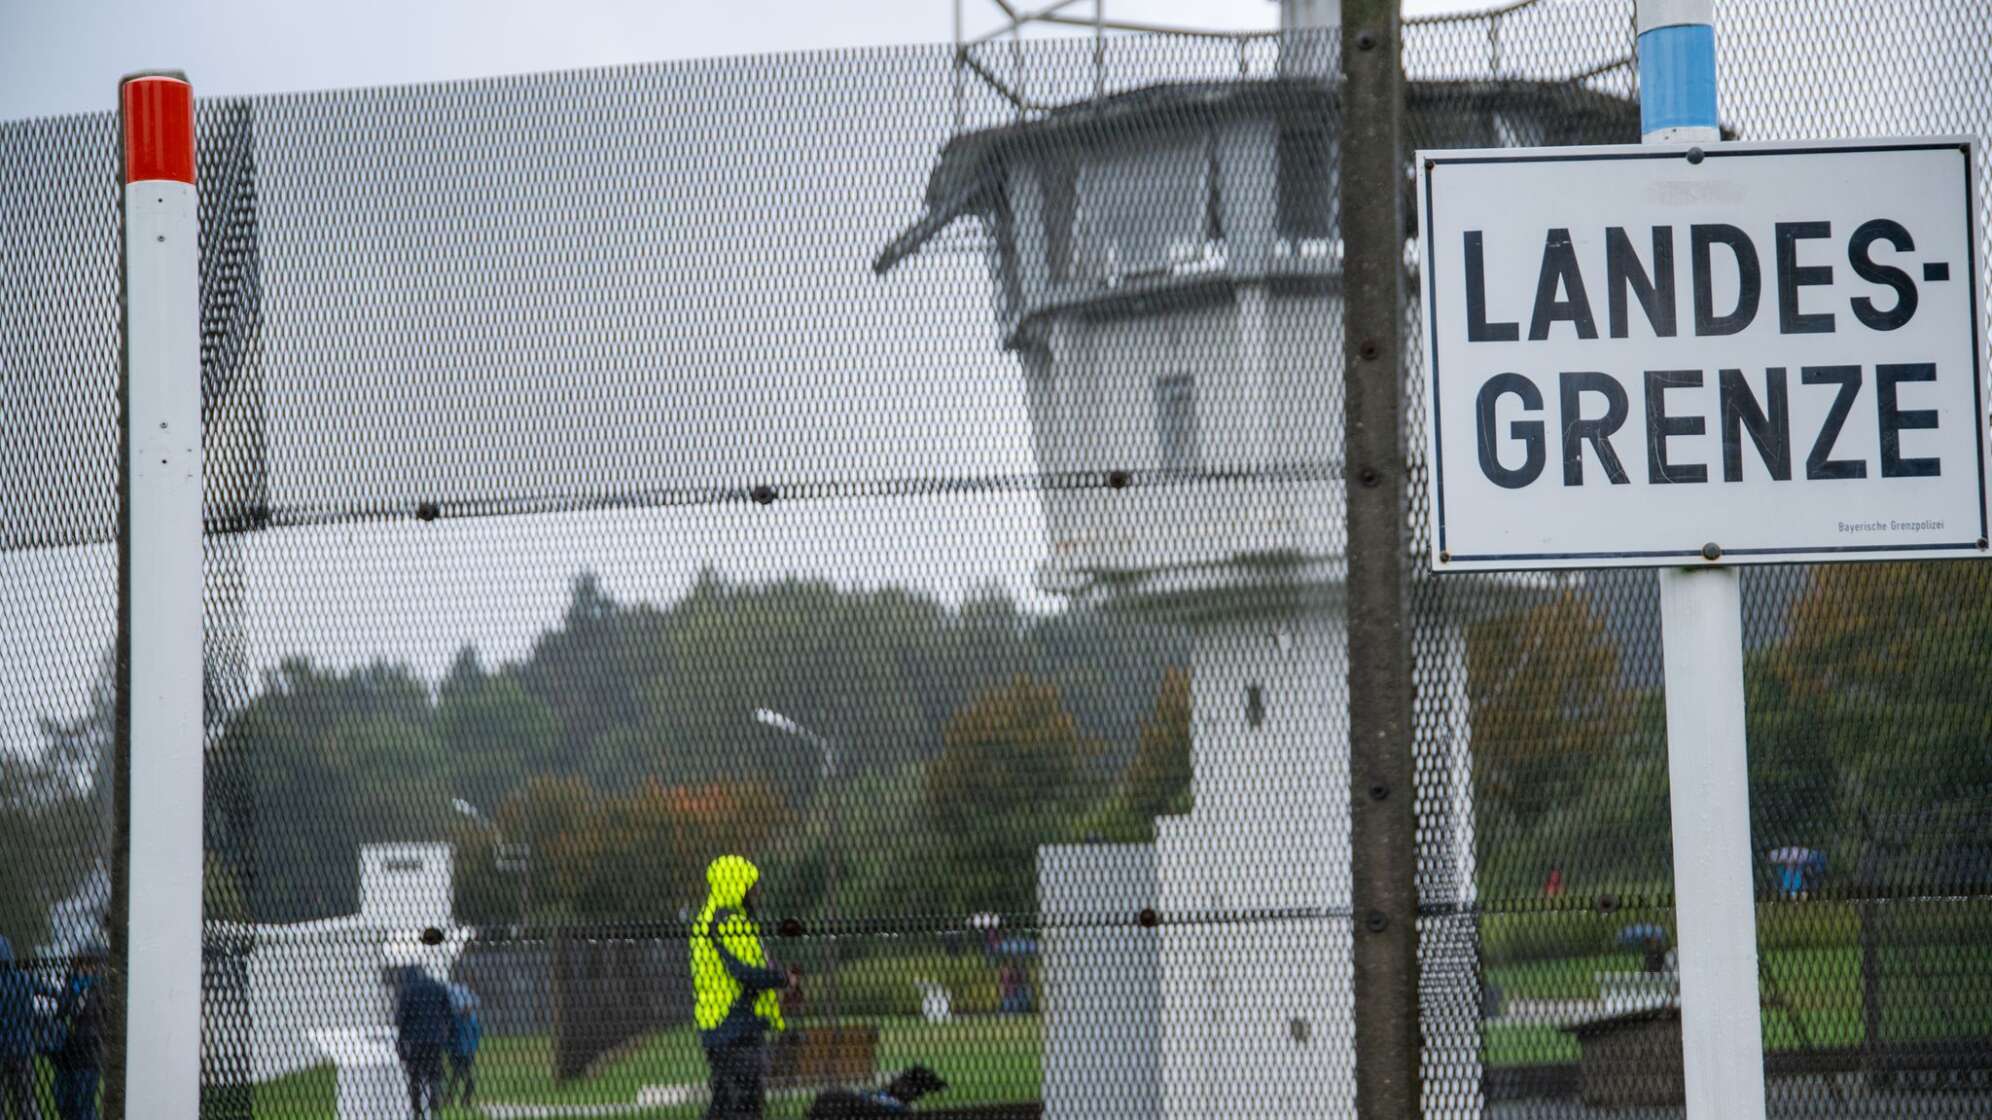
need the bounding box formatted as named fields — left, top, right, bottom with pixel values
left=1641, top=9, right=1764, bottom=1117
left=1415, top=2, right=1990, bottom=1117
left=120, top=73, right=203, bottom=1119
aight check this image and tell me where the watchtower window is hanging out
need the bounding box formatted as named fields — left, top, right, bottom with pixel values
left=1154, top=373, right=1199, bottom=473
left=1076, top=137, right=1209, bottom=280
left=1276, top=126, right=1336, bottom=242
left=1041, top=157, right=1079, bottom=282
left=1203, top=146, right=1224, bottom=243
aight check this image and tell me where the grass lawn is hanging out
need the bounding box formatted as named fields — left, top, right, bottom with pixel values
left=252, top=1015, right=1041, bottom=1119
left=1483, top=1022, right=1579, bottom=1066
left=251, top=939, right=1987, bottom=1114
left=1486, top=951, right=1649, bottom=1002
left=1486, top=941, right=1992, bottom=1062
left=247, top=1061, right=339, bottom=1118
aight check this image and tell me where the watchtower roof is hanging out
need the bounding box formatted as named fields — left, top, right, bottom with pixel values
left=876, top=76, right=1642, bottom=274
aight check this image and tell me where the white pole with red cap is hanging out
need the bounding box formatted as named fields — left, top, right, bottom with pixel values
left=119, top=72, right=203, bottom=1115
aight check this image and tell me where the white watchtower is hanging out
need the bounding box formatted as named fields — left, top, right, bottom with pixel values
left=878, top=6, right=1634, bottom=1117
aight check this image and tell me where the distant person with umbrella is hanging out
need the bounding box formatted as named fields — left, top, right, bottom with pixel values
left=1767, top=847, right=1825, bottom=899
left=1616, top=924, right=1671, bottom=974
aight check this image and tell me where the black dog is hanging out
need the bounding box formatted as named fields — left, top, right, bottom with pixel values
left=806, top=1065, right=949, bottom=1118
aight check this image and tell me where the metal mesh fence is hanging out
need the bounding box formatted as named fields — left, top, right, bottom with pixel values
left=0, top=1, right=1987, bottom=1117
left=1406, top=5, right=1992, bottom=1118
left=0, top=102, right=123, bottom=1117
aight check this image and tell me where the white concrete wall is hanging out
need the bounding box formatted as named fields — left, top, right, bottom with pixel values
left=1030, top=292, right=1346, bottom=608
left=206, top=842, right=465, bottom=1084
left=1037, top=611, right=1486, bottom=1119
left=1038, top=845, right=1160, bottom=1120
left=242, top=920, right=395, bottom=1082
left=359, top=842, right=454, bottom=930
left=1157, top=613, right=1355, bottom=1120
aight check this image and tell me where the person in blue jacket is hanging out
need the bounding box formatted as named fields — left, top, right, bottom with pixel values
left=444, top=982, right=482, bottom=1109
left=0, top=936, right=52, bottom=1120
left=49, top=944, right=104, bottom=1120
left=394, top=966, right=452, bottom=1120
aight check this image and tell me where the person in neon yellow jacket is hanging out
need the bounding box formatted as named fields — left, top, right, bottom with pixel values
left=690, top=855, right=796, bottom=1120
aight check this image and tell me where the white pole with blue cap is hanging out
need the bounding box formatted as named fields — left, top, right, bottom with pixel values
left=1638, top=0, right=1721, bottom=144
left=1637, top=3, right=1769, bottom=1118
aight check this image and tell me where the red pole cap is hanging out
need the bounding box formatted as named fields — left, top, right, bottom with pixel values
left=121, top=74, right=194, bottom=185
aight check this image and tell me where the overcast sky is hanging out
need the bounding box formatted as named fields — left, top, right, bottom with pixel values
left=1, top=0, right=1487, bottom=122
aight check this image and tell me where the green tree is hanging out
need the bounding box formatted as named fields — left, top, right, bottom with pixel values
left=454, top=775, right=788, bottom=926
left=205, top=568, right=1192, bottom=930
left=924, top=676, right=1105, bottom=918
left=1466, top=590, right=1641, bottom=898
left=1124, top=667, right=1193, bottom=821
left=643, top=574, right=932, bottom=792
left=1529, top=691, right=1671, bottom=895
left=1073, top=667, right=1192, bottom=843
left=766, top=762, right=933, bottom=926
left=1751, top=563, right=1992, bottom=887
left=208, top=658, right=449, bottom=922
left=436, top=647, right=563, bottom=812
left=0, top=657, right=113, bottom=954
left=519, top=576, right=659, bottom=768
left=453, top=774, right=598, bottom=928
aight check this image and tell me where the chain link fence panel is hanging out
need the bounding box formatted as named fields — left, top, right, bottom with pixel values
left=0, top=1, right=1988, bottom=1117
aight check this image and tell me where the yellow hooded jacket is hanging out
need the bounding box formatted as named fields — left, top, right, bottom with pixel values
left=689, top=855, right=787, bottom=1042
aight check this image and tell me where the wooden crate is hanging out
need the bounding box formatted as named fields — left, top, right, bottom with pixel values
left=1562, top=1006, right=1685, bottom=1109
left=768, top=1025, right=880, bottom=1087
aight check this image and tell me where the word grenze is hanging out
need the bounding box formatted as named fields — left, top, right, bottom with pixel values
left=1465, top=220, right=1955, bottom=489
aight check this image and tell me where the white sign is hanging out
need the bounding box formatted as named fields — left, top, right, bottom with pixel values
left=1417, top=138, right=1988, bottom=570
